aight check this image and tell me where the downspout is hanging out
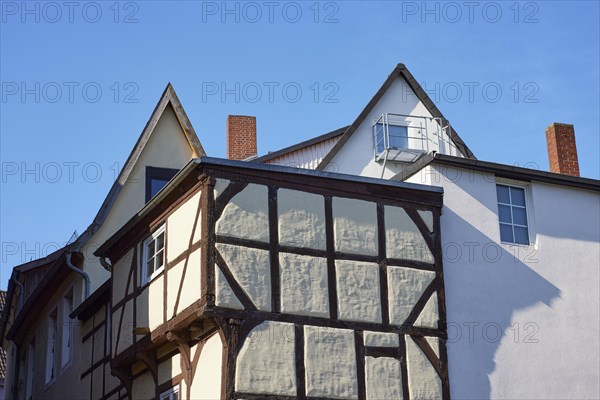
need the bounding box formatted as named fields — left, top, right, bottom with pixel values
left=66, top=251, right=91, bottom=299
left=99, top=257, right=112, bottom=271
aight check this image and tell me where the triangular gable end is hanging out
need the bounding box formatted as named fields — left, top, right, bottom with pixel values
left=92, top=83, right=205, bottom=227
left=316, top=64, right=475, bottom=172
left=75, top=83, right=205, bottom=292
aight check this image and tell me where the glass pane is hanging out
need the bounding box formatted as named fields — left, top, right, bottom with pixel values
left=373, top=124, right=384, bottom=153
left=512, top=207, right=528, bottom=226
left=150, top=178, right=170, bottom=199
left=155, top=250, right=164, bottom=270
left=156, top=232, right=165, bottom=250
left=499, top=223, right=514, bottom=243
left=147, top=258, right=154, bottom=277
left=510, top=187, right=526, bottom=206
left=173, top=391, right=179, bottom=400
left=498, top=205, right=512, bottom=223
left=514, top=226, right=529, bottom=245
left=147, top=240, right=155, bottom=257
left=388, top=125, right=408, bottom=149
left=496, top=185, right=510, bottom=204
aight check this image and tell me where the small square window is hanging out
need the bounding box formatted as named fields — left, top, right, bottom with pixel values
left=373, top=123, right=408, bottom=154
left=496, top=184, right=530, bottom=245
left=146, top=166, right=178, bottom=202
left=142, top=225, right=166, bottom=285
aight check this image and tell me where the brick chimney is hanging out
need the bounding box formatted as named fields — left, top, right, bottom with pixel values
left=227, top=115, right=257, bottom=160
left=545, top=122, right=580, bottom=177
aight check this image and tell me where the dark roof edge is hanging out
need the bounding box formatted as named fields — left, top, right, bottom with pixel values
left=316, top=63, right=476, bottom=171
left=6, top=251, right=68, bottom=341
left=71, top=279, right=111, bottom=321
left=396, top=153, right=600, bottom=192
left=255, top=126, right=348, bottom=163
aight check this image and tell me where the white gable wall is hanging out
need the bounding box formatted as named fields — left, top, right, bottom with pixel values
left=406, top=165, right=600, bottom=399
left=81, top=104, right=196, bottom=296
left=326, top=77, right=462, bottom=178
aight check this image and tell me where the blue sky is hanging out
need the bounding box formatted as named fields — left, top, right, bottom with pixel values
left=1, top=0, right=599, bottom=289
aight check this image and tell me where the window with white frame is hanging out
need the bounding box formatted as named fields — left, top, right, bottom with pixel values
left=45, top=308, right=58, bottom=384
left=61, top=289, right=73, bottom=369
left=496, top=183, right=530, bottom=245
left=373, top=123, right=409, bottom=154
left=142, top=225, right=166, bottom=285
left=160, top=386, right=179, bottom=400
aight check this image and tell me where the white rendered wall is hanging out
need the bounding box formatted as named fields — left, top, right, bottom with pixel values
left=326, top=77, right=462, bottom=179
left=406, top=165, right=600, bottom=399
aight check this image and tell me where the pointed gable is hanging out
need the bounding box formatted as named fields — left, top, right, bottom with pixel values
left=317, top=64, right=475, bottom=178
left=78, top=83, right=205, bottom=292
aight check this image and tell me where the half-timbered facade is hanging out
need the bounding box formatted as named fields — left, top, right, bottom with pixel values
left=94, top=158, right=450, bottom=400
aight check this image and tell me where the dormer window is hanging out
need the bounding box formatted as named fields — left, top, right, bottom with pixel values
left=372, top=113, right=429, bottom=163
left=146, top=166, right=178, bottom=202
left=373, top=123, right=409, bottom=154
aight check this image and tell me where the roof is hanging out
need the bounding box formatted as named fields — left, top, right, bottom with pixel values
left=316, top=63, right=476, bottom=170
left=395, top=153, right=600, bottom=192
left=254, top=126, right=348, bottom=163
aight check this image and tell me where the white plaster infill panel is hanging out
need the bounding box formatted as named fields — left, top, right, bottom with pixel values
left=213, top=178, right=230, bottom=199
left=215, top=264, right=244, bottom=310
left=166, top=190, right=201, bottom=263
left=385, top=205, right=434, bottom=263
left=278, top=189, right=326, bottom=250
left=406, top=337, right=442, bottom=400
left=336, top=260, right=382, bottom=323
left=414, top=292, right=439, bottom=329
left=365, top=356, right=404, bottom=400
left=387, top=266, right=436, bottom=326
left=192, top=335, right=224, bottom=399
left=333, top=197, right=378, bottom=255
left=304, top=326, right=358, bottom=399
left=279, top=253, right=329, bottom=318
left=236, top=321, right=296, bottom=396
left=364, top=331, right=399, bottom=347
left=216, top=183, right=269, bottom=242
left=216, top=243, right=271, bottom=311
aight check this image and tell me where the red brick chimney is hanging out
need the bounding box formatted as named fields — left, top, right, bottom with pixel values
left=227, top=115, right=257, bottom=160
left=545, top=122, right=580, bottom=177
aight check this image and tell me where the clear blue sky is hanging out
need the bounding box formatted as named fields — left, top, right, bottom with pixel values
left=1, top=1, right=599, bottom=289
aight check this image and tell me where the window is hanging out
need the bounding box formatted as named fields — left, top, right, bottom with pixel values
left=25, top=339, right=35, bottom=400
left=105, top=307, right=112, bottom=355
left=45, top=308, right=58, bottom=385
left=146, top=166, right=178, bottom=202
left=496, top=184, right=530, bottom=245
left=373, top=123, right=409, bottom=154
left=142, top=225, right=166, bottom=284
left=160, top=386, right=179, bottom=400
left=61, top=290, right=73, bottom=369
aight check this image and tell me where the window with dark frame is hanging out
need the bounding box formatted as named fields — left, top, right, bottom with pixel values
left=145, top=166, right=179, bottom=202
left=496, top=183, right=530, bottom=245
